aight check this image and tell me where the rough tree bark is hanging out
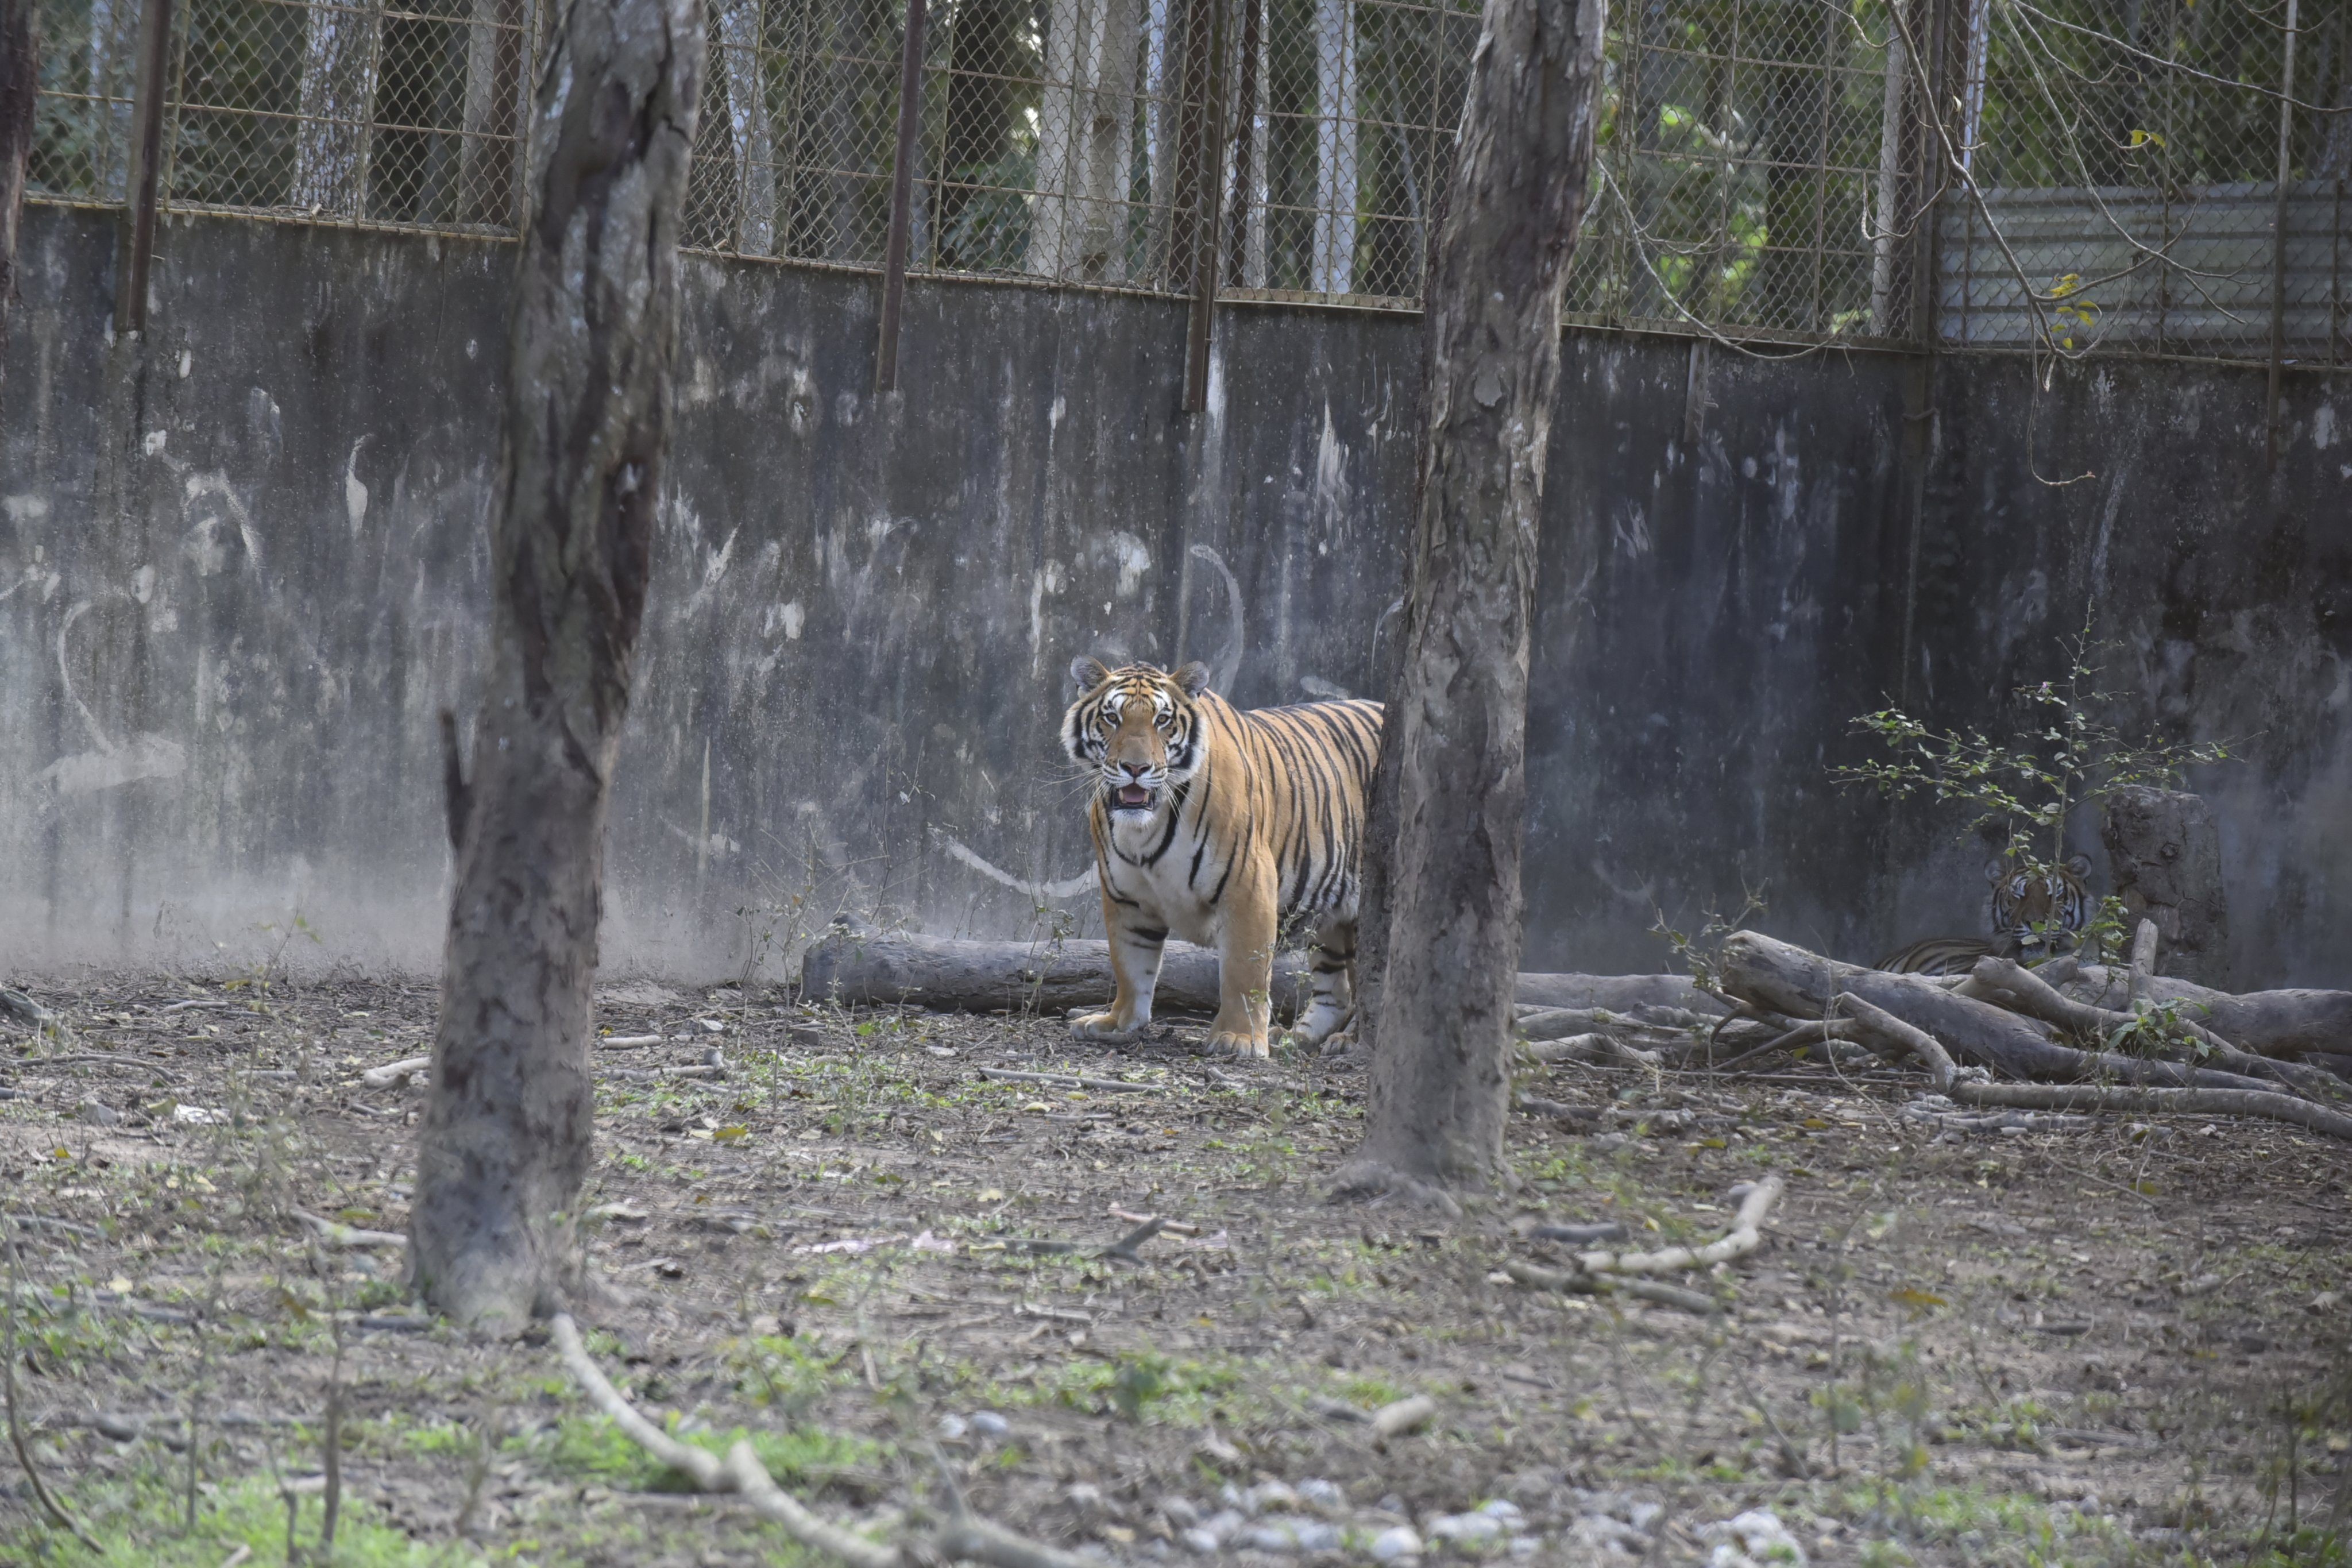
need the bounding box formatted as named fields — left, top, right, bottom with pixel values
left=2100, top=785, right=2228, bottom=987
left=1333, top=0, right=1605, bottom=1202
left=408, top=0, right=706, bottom=1333
left=0, top=0, right=33, bottom=377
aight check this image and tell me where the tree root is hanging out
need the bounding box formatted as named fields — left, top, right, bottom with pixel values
left=551, top=1314, right=1091, bottom=1568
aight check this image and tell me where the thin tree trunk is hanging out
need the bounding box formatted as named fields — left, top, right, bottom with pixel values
left=1310, top=0, right=1356, bottom=295
left=409, top=0, right=706, bottom=1333
left=1868, top=0, right=1909, bottom=335
left=1334, top=0, right=1604, bottom=1202
left=457, top=0, right=528, bottom=226
left=292, top=0, right=386, bottom=214
left=1029, top=0, right=1141, bottom=280
left=719, top=0, right=777, bottom=253
left=1, top=0, right=33, bottom=381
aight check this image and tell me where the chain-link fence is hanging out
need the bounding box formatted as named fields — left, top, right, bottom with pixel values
left=24, top=0, right=2351, bottom=363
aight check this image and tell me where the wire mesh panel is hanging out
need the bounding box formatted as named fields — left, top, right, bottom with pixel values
left=916, top=0, right=1208, bottom=288
left=28, top=0, right=145, bottom=204
left=1219, top=0, right=1478, bottom=304
left=1566, top=0, right=1914, bottom=341
left=163, top=0, right=535, bottom=227
left=1938, top=0, right=2350, bottom=364
left=681, top=0, right=905, bottom=264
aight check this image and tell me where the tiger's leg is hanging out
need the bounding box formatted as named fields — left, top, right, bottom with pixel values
left=1289, top=916, right=1357, bottom=1048
left=1208, top=867, right=1278, bottom=1059
left=1069, top=891, right=1164, bottom=1040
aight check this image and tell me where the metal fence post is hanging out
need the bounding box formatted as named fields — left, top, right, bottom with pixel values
left=2265, top=0, right=2298, bottom=470
left=874, top=0, right=929, bottom=393
left=1181, top=0, right=1230, bottom=414
left=113, top=0, right=176, bottom=334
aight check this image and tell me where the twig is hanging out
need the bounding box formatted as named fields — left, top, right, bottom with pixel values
left=552, top=1314, right=1091, bottom=1568
left=1500, top=1261, right=1723, bottom=1315
left=292, top=1208, right=408, bottom=1249
left=1107, top=1206, right=1198, bottom=1235
left=976, top=1069, right=1162, bottom=1093
left=1102, top=1217, right=1166, bottom=1263
left=1567, top=1179, right=1783, bottom=1277
left=358, top=1057, right=431, bottom=1088
left=3, top=1228, right=99, bottom=1550
left=1711, top=1020, right=1860, bottom=1075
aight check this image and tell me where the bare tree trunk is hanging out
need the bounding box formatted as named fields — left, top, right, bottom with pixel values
left=1334, top=0, right=1605, bottom=1203
left=1308, top=0, right=1356, bottom=295
left=2099, top=785, right=2229, bottom=987
left=457, top=0, right=530, bottom=226
left=1, top=0, right=32, bottom=381
left=409, top=0, right=706, bottom=1333
left=717, top=0, right=777, bottom=253
left=1029, top=0, right=1141, bottom=280
left=292, top=0, right=386, bottom=214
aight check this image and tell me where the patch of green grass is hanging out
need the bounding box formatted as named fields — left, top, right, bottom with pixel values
left=2, top=1466, right=481, bottom=1566
left=528, top=1414, right=883, bottom=1494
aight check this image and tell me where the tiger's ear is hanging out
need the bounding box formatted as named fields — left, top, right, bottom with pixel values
left=1983, top=858, right=2009, bottom=885
left=2064, top=853, right=2093, bottom=877
left=1069, top=655, right=1113, bottom=697
left=1173, top=661, right=1211, bottom=697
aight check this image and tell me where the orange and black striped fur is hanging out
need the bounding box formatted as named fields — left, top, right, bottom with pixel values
left=1876, top=854, right=2096, bottom=975
left=1061, top=657, right=1383, bottom=1058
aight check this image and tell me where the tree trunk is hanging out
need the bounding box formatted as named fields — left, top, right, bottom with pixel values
left=2099, top=785, right=2229, bottom=987
left=1308, top=0, right=1356, bottom=294
left=408, top=0, right=706, bottom=1333
left=1029, top=0, right=1141, bottom=280
left=292, top=0, right=385, bottom=214
left=1335, top=0, right=1605, bottom=1202
left=0, top=0, right=32, bottom=379
left=717, top=0, right=777, bottom=253
left=457, top=0, right=529, bottom=226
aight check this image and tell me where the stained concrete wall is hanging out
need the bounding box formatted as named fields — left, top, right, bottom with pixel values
left=2, top=204, right=2345, bottom=986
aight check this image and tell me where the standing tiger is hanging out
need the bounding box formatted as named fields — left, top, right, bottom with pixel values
left=1060, top=656, right=1382, bottom=1058
left=1876, top=853, right=2096, bottom=974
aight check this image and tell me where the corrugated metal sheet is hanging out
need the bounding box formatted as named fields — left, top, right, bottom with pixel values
left=1937, top=180, right=2350, bottom=363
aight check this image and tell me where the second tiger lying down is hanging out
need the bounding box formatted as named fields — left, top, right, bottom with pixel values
left=1061, top=657, right=1383, bottom=1057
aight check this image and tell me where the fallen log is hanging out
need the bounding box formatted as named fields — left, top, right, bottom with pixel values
left=1838, top=995, right=2352, bottom=1145
left=799, top=925, right=1725, bottom=1021
left=800, top=927, right=1307, bottom=1018
left=1718, top=932, right=2276, bottom=1091
left=2057, top=967, right=2352, bottom=1059
left=1969, top=957, right=2342, bottom=1100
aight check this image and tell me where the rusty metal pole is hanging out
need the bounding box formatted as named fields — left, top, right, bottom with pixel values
left=874, top=0, right=928, bottom=393
left=2265, top=0, right=2298, bottom=471
left=114, top=0, right=177, bottom=335
left=1181, top=0, right=1229, bottom=414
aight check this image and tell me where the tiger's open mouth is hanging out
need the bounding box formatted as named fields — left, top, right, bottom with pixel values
left=1111, top=784, right=1154, bottom=812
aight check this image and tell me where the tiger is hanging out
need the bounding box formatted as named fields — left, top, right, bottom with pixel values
left=1060, top=656, right=1383, bottom=1058
left=1876, top=853, right=2095, bottom=975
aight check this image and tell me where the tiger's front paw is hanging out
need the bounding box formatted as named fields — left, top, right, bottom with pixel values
left=1206, top=1029, right=1270, bottom=1060
left=1069, top=1010, right=1145, bottom=1041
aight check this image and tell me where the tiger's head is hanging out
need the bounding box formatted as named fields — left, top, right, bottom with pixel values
left=1063, top=657, right=1211, bottom=821
left=1986, top=852, right=2094, bottom=948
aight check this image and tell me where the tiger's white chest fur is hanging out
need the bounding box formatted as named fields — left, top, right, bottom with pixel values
left=1099, top=791, right=1223, bottom=948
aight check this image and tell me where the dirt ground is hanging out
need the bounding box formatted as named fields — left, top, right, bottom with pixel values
left=0, top=970, right=2344, bottom=1568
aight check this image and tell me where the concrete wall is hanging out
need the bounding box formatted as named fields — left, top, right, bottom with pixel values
left=3, top=206, right=2345, bottom=986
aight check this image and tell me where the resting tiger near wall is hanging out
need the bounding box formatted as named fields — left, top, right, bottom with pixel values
left=1876, top=853, right=2096, bottom=975
left=1061, top=656, right=1383, bottom=1058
